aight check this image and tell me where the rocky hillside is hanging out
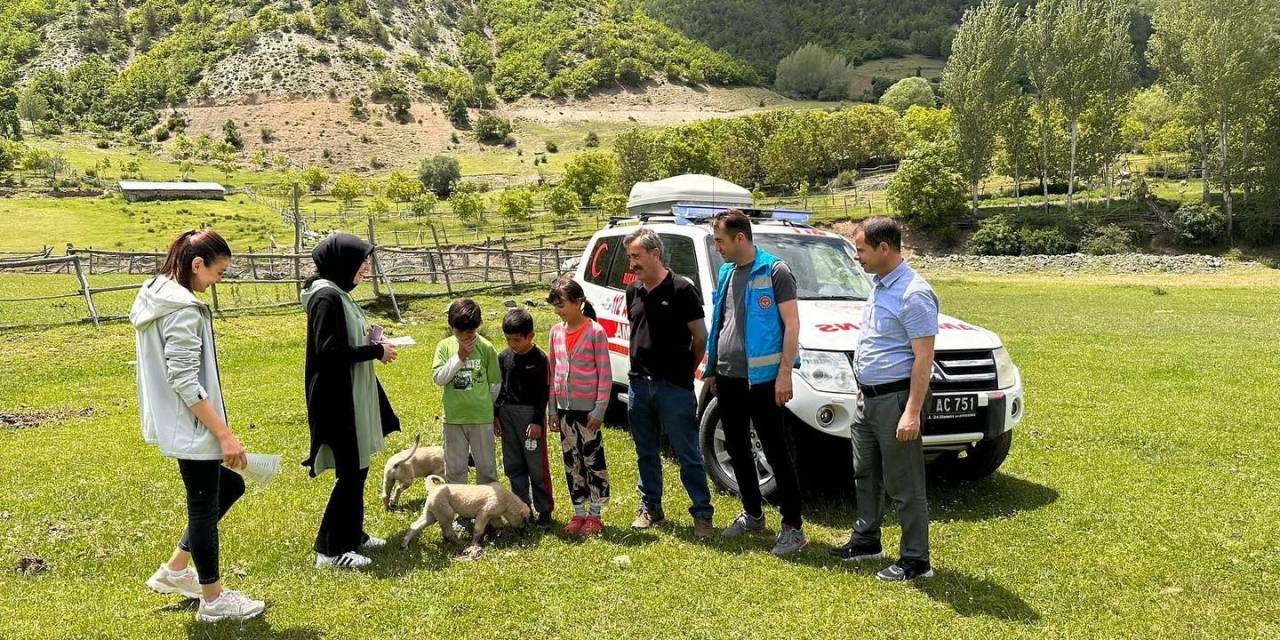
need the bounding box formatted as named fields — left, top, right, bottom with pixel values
left=3, top=1, right=757, bottom=133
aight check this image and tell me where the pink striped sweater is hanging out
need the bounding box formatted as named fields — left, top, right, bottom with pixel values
left=547, top=319, right=613, bottom=421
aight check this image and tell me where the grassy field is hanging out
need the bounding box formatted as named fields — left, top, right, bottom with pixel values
left=2, top=272, right=1279, bottom=639
left=849, top=55, right=948, bottom=86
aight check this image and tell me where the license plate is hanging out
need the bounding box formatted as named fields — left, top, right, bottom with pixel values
left=931, top=394, right=978, bottom=420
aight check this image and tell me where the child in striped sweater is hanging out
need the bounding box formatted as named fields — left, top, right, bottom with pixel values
left=545, top=276, right=613, bottom=536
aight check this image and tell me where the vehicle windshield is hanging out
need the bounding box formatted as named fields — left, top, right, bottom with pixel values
left=708, top=232, right=873, bottom=300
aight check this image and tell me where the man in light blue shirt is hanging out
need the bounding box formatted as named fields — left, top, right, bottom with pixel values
left=830, top=216, right=938, bottom=582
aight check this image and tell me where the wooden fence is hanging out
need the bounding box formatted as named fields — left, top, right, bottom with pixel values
left=0, top=234, right=587, bottom=331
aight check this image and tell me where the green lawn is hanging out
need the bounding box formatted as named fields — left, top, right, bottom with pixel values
left=2, top=273, right=1279, bottom=639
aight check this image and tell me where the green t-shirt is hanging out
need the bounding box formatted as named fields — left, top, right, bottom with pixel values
left=432, top=334, right=502, bottom=424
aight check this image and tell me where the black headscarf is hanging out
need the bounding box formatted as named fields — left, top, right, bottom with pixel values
left=309, top=233, right=373, bottom=292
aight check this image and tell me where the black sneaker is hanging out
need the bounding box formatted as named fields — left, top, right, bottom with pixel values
left=536, top=512, right=554, bottom=530
left=876, top=559, right=934, bottom=582
left=829, top=538, right=885, bottom=562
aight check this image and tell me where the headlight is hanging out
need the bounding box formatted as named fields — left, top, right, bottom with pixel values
left=796, top=348, right=857, bottom=394
left=994, top=347, right=1019, bottom=389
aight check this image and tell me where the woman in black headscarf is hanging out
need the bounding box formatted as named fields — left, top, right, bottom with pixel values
left=301, top=233, right=401, bottom=570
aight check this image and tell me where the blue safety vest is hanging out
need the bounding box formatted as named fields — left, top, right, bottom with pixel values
left=705, top=248, right=794, bottom=385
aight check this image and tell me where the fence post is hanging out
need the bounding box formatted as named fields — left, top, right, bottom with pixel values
left=501, top=235, right=517, bottom=287
left=537, top=236, right=544, bottom=281
left=429, top=223, right=454, bottom=297
left=249, top=248, right=258, bottom=280
left=210, top=283, right=221, bottom=316
left=366, top=216, right=382, bottom=298
left=69, top=251, right=99, bottom=329
left=483, top=236, right=491, bottom=282
left=553, top=244, right=562, bottom=279
left=293, top=183, right=303, bottom=301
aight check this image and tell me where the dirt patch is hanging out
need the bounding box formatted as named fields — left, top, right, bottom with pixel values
left=179, top=99, right=458, bottom=172
left=14, top=555, right=48, bottom=576
left=510, top=85, right=794, bottom=126
left=0, top=408, right=94, bottom=431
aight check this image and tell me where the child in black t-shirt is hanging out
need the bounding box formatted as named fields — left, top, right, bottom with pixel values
left=494, top=308, right=554, bottom=529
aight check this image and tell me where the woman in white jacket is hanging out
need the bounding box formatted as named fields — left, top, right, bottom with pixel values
left=130, top=230, right=264, bottom=623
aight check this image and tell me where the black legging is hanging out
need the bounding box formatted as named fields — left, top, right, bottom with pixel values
left=314, top=466, right=370, bottom=556
left=177, top=459, right=246, bottom=586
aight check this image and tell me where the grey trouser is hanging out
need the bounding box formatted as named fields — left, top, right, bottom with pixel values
left=443, top=423, right=498, bottom=485
left=851, top=389, right=930, bottom=563
left=496, top=404, right=555, bottom=515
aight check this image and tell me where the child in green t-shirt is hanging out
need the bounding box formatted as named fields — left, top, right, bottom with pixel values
left=431, top=299, right=502, bottom=485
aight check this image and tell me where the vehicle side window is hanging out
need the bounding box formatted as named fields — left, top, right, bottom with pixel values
left=660, top=234, right=701, bottom=295
left=584, top=237, right=618, bottom=287
left=605, top=237, right=636, bottom=290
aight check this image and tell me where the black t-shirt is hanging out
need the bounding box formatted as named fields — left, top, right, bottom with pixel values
left=497, top=346, right=549, bottom=426
left=626, top=270, right=706, bottom=389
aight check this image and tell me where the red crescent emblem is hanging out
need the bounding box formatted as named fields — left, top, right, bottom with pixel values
left=590, top=242, right=609, bottom=278
left=758, top=295, right=772, bottom=309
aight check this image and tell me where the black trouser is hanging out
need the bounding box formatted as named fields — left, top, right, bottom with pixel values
left=176, top=459, right=246, bottom=586
left=314, top=466, right=370, bottom=556
left=717, top=376, right=803, bottom=528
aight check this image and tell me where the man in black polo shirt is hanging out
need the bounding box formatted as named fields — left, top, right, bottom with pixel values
left=623, top=228, right=715, bottom=538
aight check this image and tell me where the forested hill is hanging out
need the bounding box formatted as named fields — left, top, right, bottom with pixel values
left=641, top=0, right=974, bottom=79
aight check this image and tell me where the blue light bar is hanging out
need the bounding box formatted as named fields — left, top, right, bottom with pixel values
left=770, top=209, right=810, bottom=223
left=669, top=203, right=811, bottom=225
left=671, top=203, right=724, bottom=220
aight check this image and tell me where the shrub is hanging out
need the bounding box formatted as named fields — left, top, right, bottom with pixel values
left=1080, top=224, right=1136, bottom=255
left=879, top=77, right=936, bottom=114
left=562, top=152, right=620, bottom=205
left=584, top=131, right=600, bottom=147
left=1018, top=227, right=1074, bottom=255
left=418, top=155, right=461, bottom=197
left=497, top=188, right=534, bottom=229
left=546, top=185, right=581, bottom=223
left=774, top=44, right=850, bottom=100
left=966, top=216, right=1021, bottom=256
left=1173, top=202, right=1226, bottom=247
left=449, top=189, right=486, bottom=228
left=886, top=141, right=967, bottom=238
left=474, top=112, right=513, bottom=143
left=545, top=141, right=558, bottom=153
left=222, top=119, right=243, bottom=150
left=1239, top=209, right=1277, bottom=246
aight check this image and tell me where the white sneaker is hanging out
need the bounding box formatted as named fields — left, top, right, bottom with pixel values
left=145, top=564, right=201, bottom=599
left=360, top=536, right=387, bottom=550
left=196, top=590, right=265, bottom=623
left=314, top=551, right=372, bottom=569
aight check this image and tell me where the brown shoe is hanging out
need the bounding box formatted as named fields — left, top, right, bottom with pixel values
left=631, top=505, right=665, bottom=529
left=693, top=516, right=715, bottom=539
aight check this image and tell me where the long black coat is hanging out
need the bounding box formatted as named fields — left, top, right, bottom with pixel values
left=302, top=286, right=400, bottom=478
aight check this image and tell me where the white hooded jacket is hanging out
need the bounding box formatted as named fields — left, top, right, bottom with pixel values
left=130, top=275, right=226, bottom=460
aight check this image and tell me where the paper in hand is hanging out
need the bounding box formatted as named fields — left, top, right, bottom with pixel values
left=383, top=336, right=416, bottom=347
left=226, top=453, right=282, bottom=484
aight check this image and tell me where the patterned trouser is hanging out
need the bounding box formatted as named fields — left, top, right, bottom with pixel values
left=558, top=410, right=610, bottom=507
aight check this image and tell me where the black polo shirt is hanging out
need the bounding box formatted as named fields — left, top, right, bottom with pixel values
left=626, top=270, right=705, bottom=389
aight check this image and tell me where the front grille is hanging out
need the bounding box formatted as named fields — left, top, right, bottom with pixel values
left=930, top=350, right=998, bottom=392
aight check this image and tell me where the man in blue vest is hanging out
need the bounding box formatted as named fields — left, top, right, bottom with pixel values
left=830, top=216, right=937, bottom=581
left=704, top=209, right=806, bottom=556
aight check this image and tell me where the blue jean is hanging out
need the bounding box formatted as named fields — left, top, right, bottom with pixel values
left=627, top=376, right=713, bottom=519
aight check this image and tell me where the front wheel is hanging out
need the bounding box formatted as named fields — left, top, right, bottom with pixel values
left=698, top=397, right=778, bottom=500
